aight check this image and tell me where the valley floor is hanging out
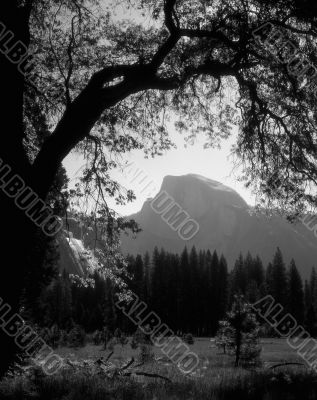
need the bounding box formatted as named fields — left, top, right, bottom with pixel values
left=55, top=337, right=304, bottom=371
left=1, top=338, right=316, bottom=400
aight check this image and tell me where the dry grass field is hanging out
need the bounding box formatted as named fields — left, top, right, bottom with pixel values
left=0, top=338, right=314, bottom=400
left=56, top=337, right=303, bottom=367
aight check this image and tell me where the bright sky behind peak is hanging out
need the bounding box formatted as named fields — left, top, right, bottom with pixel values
left=64, top=125, right=256, bottom=217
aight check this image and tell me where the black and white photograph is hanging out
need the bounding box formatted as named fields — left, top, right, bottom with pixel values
left=1, top=0, right=317, bottom=398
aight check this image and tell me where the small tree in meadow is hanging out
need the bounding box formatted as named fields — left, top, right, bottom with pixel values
left=113, top=328, right=128, bottom=347
left=114, top=328, right=122, bottom=340
left=216, top=295, right=261, bottom=367
left=215, top=321, right=231, bottom=354
left=130, top=328, right=153, bottom=362
left=102, top=327, right=113, bottom=349
left=130, top=328, right=152, bottom=349
left=138, top=344, right=154, bottom=364
left=93, top=330, right=103, bottom=346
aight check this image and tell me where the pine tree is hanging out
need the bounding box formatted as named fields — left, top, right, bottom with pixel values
left=189, top=246, right=199, bottom=335
left=310, top=267, right=316, bottom=301
left=311, top=268, right=317, bottom=315
left=252, top=255, right=265, bottom=288
left=245, top=280, right=260, bottom=303
left=133, top=254, right=144, bottom=298
left=216, top=295, right=261, bottom=367
left=150, top=247, right=165, bottom=316
left=244, top=252, right=254, bottom=281
left=245, top=254, right=264, bottom=303
left=269, top=248, right=288, bottom=307
left=41, top=272, right=73, bottom=330
left=304, top=268, right=317, bottom=334
left=287, top=259, right=304, bottom=325
left=103, top=278, right=117, bottom=333
left=217, top=255, right=228, bottom=322
left=230, top=253, right=246, bottom=300
left=143, top=252, right=151, bottom=304
left=165, top=253, right=180, bottom=331
left=173, top=254, right=182, bottom=332
left=204, top=250, right=212, bottom=334
left=209, top=250, right=220, bottom=334
left=198, top=250, right=209, bottom=335
left=179, top=247, right=191, bottom=332
left=305, top=305, right=317, bottom=336
left=304, top=280, right=311, bottom=320
left=265, top=262, right=274, bottom=295
left=158, top=249, right=171, bottom=324
left=126, top=254, right=136, bottom=283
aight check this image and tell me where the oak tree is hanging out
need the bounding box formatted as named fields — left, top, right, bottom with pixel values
left=0, top=0, right=317, bottom=375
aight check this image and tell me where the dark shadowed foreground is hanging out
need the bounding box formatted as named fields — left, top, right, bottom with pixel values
left=1, top=367, right=317, bottom=400
left=1, top=339, right=317, bottom=400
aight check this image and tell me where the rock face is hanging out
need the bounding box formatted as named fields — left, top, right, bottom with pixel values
left=121, top=174, right=317, bottom=278
left=57, top=218, right=98, bottom=276
left=58, top=233, right=90, bottom=276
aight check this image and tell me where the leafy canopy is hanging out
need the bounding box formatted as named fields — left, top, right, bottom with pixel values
left=25, top=0, right=317, bottom=219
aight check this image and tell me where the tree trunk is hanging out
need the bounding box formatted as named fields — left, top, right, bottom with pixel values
left=0, top=197, right=38, bottom=376
left=235, top=326, right=242, bottom=367
left=0, top=1, right=40, bottom=377
left=0, top=0, right=178, bottom=377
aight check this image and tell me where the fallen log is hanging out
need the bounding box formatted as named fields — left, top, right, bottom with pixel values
left=121, top=358, right=135, bottom=370
left=269, top=362, right=306, bottom=370
left=124, top=371, right=172, bottom=382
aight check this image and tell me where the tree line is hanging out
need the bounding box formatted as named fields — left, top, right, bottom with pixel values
left=34, top=246, right=317, bottom=337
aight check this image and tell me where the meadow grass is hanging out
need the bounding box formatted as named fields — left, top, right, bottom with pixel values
left=56, top=337, right=303, bottom=368
left=0, top=338, right=315, bottom=400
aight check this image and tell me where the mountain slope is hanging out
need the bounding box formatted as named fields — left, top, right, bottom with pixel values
left=121, top=174, right=317, bottom=278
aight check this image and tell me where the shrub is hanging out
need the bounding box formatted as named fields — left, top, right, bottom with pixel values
left=130, top=335, right=138, bottom=350
left=67, top=325, right=87, bottom=348
left=215, top=321, right=231, bottom=354
left=102, top=327, right=113, bottom=349
left=259, top=323, right=279, bottom=338
left=59, top=330, right=69, bottom=347
left=183, top=333, right=194, bottom=345
left=118, top=333, right=128, bottom=347
left=40, top=325, right=61, bottom=349
left=130, top=328, right=152, bottom=349
left=138, top=344, right=154, bottom=364
left=114, top=328, right=122, bottom=339
left=92, top=330, right=103, bottom=345
left=106, top=338, right=116, bottom=351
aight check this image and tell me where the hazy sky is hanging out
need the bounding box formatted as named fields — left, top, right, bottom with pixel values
left=63, top=124, right=255, bottom=217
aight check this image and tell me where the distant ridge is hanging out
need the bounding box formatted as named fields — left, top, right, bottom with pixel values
left=121, top=174, right=317, bottom=278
